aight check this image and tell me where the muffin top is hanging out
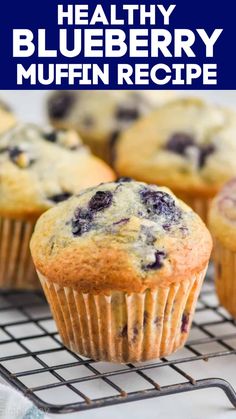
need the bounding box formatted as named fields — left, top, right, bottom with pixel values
left=30, top=179, right=212, bottom=293
left=47, top=90, right=175, bottom=145
left=115, top=98, right=236, bottom=196
left=209, top=179, right=236, bottom=251
left=0, top=123, right=115, bottom=219
left=0, top=99, right=17, bottom=134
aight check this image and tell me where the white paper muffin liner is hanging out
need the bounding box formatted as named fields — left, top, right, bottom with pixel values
left=0, top=217, right=39, bottom=289
left=38, top=268, right=206, bottom=363
left=214, top=239, right=236, bottom=318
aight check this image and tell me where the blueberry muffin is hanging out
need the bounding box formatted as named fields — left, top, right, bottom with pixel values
left=0, top=123, right=115, bottom=289
left=30, top=179, right=212, bottom=362
left=0, top=99, right=17, bottom=134
left=47, top=90, right=175, bottom=163
left=209, top=179, right=236, bottom=317
left=115, top=98, right=236, bottom=224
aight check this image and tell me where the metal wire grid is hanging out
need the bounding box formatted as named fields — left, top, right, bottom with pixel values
left=0, top=279, right=236, bottom=414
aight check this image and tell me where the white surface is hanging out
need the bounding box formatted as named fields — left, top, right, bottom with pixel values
left=0, top=90, right=236, bottom=419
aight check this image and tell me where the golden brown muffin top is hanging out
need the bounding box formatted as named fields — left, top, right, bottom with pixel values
left=209, top=178, right=236, bottom=251
left=115, top=98, right=236, bottom=197
left=0, top=123, right=115, bottom=220
left=31, top=179, right=212, bottom=293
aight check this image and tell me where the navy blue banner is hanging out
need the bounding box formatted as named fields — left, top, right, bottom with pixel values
left=0, top=0, right=234, bottom=89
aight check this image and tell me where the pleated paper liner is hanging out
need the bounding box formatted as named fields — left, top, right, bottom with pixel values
left=38, top=268, right=206, bottom=363
left=175, top=192, right=212, bottom=226
left=0, top=217, right=40, bottom=289
left=214, top=239, right=236, bottom=318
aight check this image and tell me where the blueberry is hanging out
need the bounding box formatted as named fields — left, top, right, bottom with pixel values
left=199, top=144, right=215, bottom=168
left=166, top=133, right=216, bottom=169
left=181, top=313, right=189, bottom=333
left=140, top=188, right=181, bottom=221
left=8, top=146, right=35, bottom=168
left=88, top=191, right=113, bottom=212
left=165, top=133, right=195, bottom=155
left=116, top=177, right=132, bottom=183
left=43, top=131, right=58, bottom=143
left=71, top=208, right=93, bottom=236
left=143, top=250, right=166, bottom=270
left=115, top=105, right=140, bottom=122
left=9, top=146, right=23, bottom=161
left=48, top=192, right=72, bottom=203
left=48, top=92, right=76, bottom=119
left=71, top=191, right=112, bottom=236
left=162, top=223, right=171, bottom=231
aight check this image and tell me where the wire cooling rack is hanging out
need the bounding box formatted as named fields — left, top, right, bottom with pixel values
left=0, top=273, right=236, bottom=415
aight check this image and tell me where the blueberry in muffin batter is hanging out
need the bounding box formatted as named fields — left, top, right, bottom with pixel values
left=165, top=133, right=195, bottom=155
left=88, top=191, right=113, bottom=212
left=165, top=132, right=216, bottom=169
left=48, top=91, right=76, bottom=120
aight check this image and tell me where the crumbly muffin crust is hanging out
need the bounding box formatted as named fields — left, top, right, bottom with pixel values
left=31, top=179, right=212, bottom=293
left=0, top=123, right=115, bottom=219
left=115, top=98, right=236, bottom=196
